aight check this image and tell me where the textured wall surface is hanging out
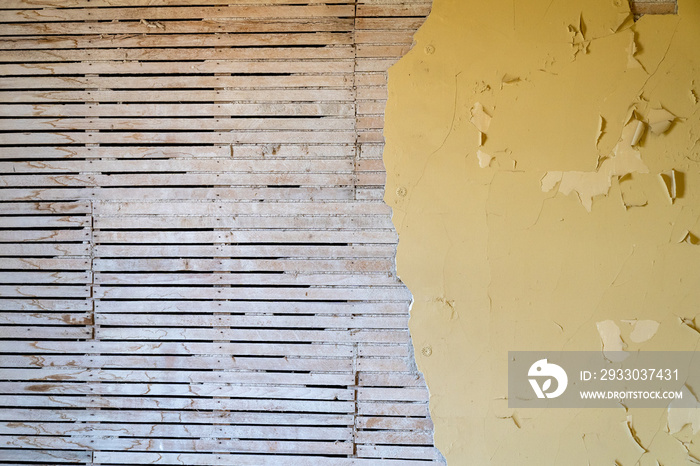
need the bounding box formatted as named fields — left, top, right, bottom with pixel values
left=384, top=0, right=699, bottom=464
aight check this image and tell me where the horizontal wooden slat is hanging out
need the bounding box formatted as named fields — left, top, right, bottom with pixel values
left=91, top=451, right=443, bottom=465
left=0, top=18, right=355, bottom=36
left=0, top=173, right=356, bottom=187
left=0, top=32, right=354, bottom=49
left=0, top=449, right=91, bottom=463
left=93, top=230, right=398, bottom=244
left=0, top=421, right=353, bottom=440
left=95, top=327, right=410, bottom=343
left=2, top=103, right=354, bottom=118
left=0, top=272, right=90, bottom=284
left=0, top=369, right=355, bottom=386
left=5, top=159, right=353, bottom=173
left=0, top=74, right=352, bottom=89
left=94, top=300, right=406, bottom=314
left=92, top=244, right=397, bottom=258
left=0, top=340, right=354, bottom=356
left=0, top=258, right=90, bottom=270
left=92, top=286, right=411, bottom=301
left=0, top=5, right=355, bottom=22
left=0, top=382, right=354, bottom=400
left=93, top=273, right=398, bottom=286
left=0, top=395, right=355, bottom=412
left=0, top=131, right=357, bottom=145
left=0, top=145, right=354, bottom=159
left=0, top=117, right=355, bottom=131
left=93, top=314, right=407, bottom=329
left=0, top=408, right=354, bottom=425
left=0, top=243, right=89, bottom=256
left=0, top=435, right=353, bottom=455
left=0, top=187, right=355, bottom=201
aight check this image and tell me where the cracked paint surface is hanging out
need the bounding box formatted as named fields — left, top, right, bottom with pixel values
left=384, top=0, right=700, bottom=463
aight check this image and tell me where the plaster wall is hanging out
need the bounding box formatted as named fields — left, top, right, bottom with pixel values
left=384, top=0, right=700, bottom=463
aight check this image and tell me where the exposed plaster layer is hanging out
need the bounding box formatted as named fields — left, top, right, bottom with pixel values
left=384, top=0, right=700, bottom=463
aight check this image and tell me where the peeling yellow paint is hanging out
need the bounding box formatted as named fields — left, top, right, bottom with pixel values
left=384, top=0, right=700, bottom=463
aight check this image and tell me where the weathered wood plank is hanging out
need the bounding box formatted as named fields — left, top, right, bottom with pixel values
left=91, top=451, right=443, bottom=465
left=356, top=430, right=434, bottom=445
left=0, top=258, right=90, bottom=270
left=93, top=229, right=398, bottom=244
left=0, top=340, right=354, bottom=357
left=0, top=32, right=354, bottom=50
left=92, top=200, right=390, bottom=215
left=0, top=187, right=355, bottom=201
left=0, top=395, right=355, bottom=413
left=93, top=272, right=399, bottom=287
left=0, top=421, right=353, bottom=440
left=0, top=201, right=90, bottom=214
left=0, top=215, right=90, bottom=228
left=93, top=314, right=407, bottom=329
left=0, top=272, right=90, bottom=284
left=0, top=312, right=92, bottom=325
left=0, top=59, right=354, bottom=75
left=0, top=408, right=354, bottom=425
left=0, top=435, right=354, bottom=455
left=0, top=18, right=355, bottom=35
left=0, top=117, right=355, bottom=130
left=0, top=145, right=354, bottom=159
left=0, top=5, right=355, bottom=22
left=92, top=285, right=411, bottom=301
left=0, top=75, right=352, bottom=90
left=0, top=243, right=90, bottom=256
left=0, top=229, right=90, bottom=242
left=96, top=327, right=410, bottom=344
left=0, top=285, right=90, bottom=297
left=92, top=244, right=397, bottom=258
left=0, top=449, right=91, bottom=463
left=0, top=382, right=354, bottom=400
left=0, top=355, right=352, bottom=372
left=2, top=159, right=353, bottom=173
left=0, top=369, right=354, bottom=386
left=0, top=131, right=357, bottom=145
left=0, top=299, right=90, bottom=311
left=0, top=46, right=354, bottom=62
left=0, top=326, right=91, bottom=339
left=356, top=416, right=434, bottom=431
left=92, top=258, right=394, bottom=273
left=94, top=300, right=406, bottom=314
left=1, top=102, right=354, bottom=117
left=92, top=215, right=393, bottom=230
left=0, top=173, right=356, bottom=188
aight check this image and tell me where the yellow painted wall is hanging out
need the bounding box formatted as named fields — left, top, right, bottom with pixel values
left=384, top=0, right=700, bottom=463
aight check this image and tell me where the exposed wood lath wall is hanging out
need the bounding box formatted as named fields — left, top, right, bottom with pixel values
left=0, top=1, right=445, bottom=464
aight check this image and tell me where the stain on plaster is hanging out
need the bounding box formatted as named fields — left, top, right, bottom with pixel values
left=383, top=0, right=700, bottom=463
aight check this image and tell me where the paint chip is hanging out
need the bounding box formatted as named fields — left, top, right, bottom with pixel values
left=648, top=107, right=676, bottom=135
left=619, top=173, right=648, bottom=209
left=659, top=169, right=679, bottom=203
left=680, top=231, right=700, bottom=245
left=596, top=115, right=606, bottom=148
left=621, top=319, right=660, bottom=343
left=470, top=102, right=492, bottom=134
left=596, top=320, right=627, bottom=361
left=630, top=119, right=646, bottom=146
left=541, top=117, right=649, bottom=211
left=477, top=150, right=494, bottom=168
left=668, top=386, right=700, bottom=434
